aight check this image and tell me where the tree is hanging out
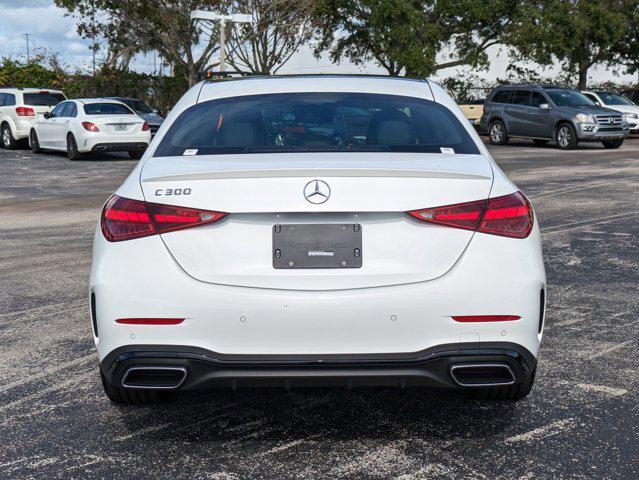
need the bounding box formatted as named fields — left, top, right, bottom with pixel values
left=509, top=0, right=628, bottom=89
left=55, top=0, right=225, bottom=86
left=611, top=0, right=639, bottom=84
left=225, top=0, right=314, bottom=74
left=312, top=0, right=521, bottom=77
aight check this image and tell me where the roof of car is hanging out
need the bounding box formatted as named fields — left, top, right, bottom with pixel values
left=72, top=98, right=128, bottom=104
left=0, top=87, right=64, bottom=93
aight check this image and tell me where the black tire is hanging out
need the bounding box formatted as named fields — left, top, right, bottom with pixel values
left=1, top=123, right=18, bottom=150
left=533, top=139, right=549, bottom=146
left=474, top=367, right=536, bottom=400
left=602, top=139, right=624, bottom=149
left=66, top=133, right=82, bottom=160
left=100, top=369, right=175, bottom=405
left=30, top=129, right=43, bottom=153
left=555, top=123, right=578, bottom=150
left=488, top=120, right=509, bottom=145
left=128, top=149, right=144, bottom=159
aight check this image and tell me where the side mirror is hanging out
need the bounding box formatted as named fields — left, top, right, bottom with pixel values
left=43, top=112, right=52, bottom=119
left=539, top=103, right=550, bottom=111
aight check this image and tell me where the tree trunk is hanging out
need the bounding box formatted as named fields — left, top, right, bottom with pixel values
left=577, top=63, right=589, bottom=90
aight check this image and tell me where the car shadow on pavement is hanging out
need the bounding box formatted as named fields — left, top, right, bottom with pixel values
left=114, top=387, right=521, bottom=442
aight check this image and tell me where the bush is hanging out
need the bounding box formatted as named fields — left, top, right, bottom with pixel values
left=0, top=59, right=188, bottom=116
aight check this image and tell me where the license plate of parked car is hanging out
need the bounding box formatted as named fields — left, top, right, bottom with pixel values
left=273, top=224, right=362, bottom=269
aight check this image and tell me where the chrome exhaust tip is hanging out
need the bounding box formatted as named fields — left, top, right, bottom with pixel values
left=122, top=366, right=187, bottom=390
left=450, top=363, right=515, bottom=387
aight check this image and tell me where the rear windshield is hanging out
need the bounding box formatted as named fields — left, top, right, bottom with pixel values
left=154, top=92, right=480, bottom=156
left=23, top=92, right=66, bottom=106
left=122, top=99, right=153, bottom=114
left=83, top=103, right=134, bottom=115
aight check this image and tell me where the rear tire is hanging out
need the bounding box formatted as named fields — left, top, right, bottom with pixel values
left=533, top=139, right=549, bottom=146
left=30, top=129, right=42, bottom=153
left=488, top=120, right=509, bottom=145
left=1, top=123, right=18, bottom=150
left=602, top=139, right=624, bottom=149
left=66, top=133, right=82, bottom=160
left=100, top=369, right=175, bottom=405
left=555, top=123, right=578, bottom=150
left=128, top=149, right=144, bottom=159
left=474, top=367, right=536, bottom=400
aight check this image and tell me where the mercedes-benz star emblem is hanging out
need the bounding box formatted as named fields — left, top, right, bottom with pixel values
left=304, top=180, right=331, bottom=204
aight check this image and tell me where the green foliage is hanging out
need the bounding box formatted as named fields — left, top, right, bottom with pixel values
left=312, top=0, right=521, bottom=76
left=0, top=59, right=186, bottom=116
left=0, top=58, right=63, bottom=89
left=509, top=0, right=630, bottom=89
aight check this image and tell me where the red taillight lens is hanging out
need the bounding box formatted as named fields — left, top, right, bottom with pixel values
left=141, top=121, right=150, bottom=131
left=407, top=191, right=533, bottom=239
left=82, top=121, right=100, bottom=132
left=101, top=195, right=226, bottom=242
left=408, top=199, right=485, bottom=231
left=16, top=106, right=35, bottom=116
left=479, top=192, right=533, bottom=238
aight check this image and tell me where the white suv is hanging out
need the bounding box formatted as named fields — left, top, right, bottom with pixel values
left=0, top=88, right=66, bottom=149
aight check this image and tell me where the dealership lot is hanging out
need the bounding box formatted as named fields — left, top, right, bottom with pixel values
left=0, top=141, right=637, bottom=478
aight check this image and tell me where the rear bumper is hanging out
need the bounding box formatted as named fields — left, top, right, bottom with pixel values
left=101, top=341, right=537, bottom=390
left=91, top=142, right=148, bottom=153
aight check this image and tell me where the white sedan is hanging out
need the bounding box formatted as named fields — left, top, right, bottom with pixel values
left=30, top=98, right=151, bottom=160
left=91, top=76, right=546, bottom=405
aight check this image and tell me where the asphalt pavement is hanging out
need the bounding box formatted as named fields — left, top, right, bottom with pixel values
left=0, top=139, right=637, bottom=479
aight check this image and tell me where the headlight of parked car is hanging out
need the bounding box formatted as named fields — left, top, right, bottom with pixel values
left=623, top=112, right=638, bottom=120
left=575, top=113, right=595, bottom=123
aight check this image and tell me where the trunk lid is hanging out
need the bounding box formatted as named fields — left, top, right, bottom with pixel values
left=139, top=152, right=494, bottom=290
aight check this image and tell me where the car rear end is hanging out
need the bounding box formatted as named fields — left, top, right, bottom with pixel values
left=13, top=90, right=66, bottom=140
left=91, top=77, right=545, bottom=402
left=79, top=101, right=151, bottom=153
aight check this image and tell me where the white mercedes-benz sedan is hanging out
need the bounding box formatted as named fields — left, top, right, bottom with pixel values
left=30, top=98, right=151, bottom=160
left=91, top=75, right=546, bottom=404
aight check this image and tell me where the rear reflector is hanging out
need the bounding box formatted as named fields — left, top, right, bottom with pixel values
left=408, top=191, right=533, bottom=238
left=116, top=318, right=184, bottom=325
left=101, top=195, right=226, bottom=242
left=452, top=315, right=521, bottom=322
left=16, top=106, right=35, bottom=116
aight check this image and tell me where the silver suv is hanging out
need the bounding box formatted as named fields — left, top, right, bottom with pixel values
left=480, top=85, right=629, bottom=150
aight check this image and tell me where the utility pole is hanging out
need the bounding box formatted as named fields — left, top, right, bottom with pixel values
left=24, top=34, right=31, bottom=63
left=190, top=11, right=253, bottom=72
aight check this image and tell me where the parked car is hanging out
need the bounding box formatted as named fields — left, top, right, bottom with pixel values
left=481, top=84, right=630, bottom=149
left=0, top=87, right=66, bottom=149
left=30, top=98, right=151, bottom=160
left=458, top=98, right=485, bottom=129
left=108, top=97, right=164, bottom=136
left=622, top=88, right=639, bottom=105
left=92, top=75, right=545, bottom=405
left=582, top=90, right=639, bottom=134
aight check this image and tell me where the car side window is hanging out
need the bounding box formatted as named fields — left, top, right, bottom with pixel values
left=50, top=103, right=66, bottom=118
left=67, top=103, right=77, bottom=117
left=529, top=92, right=546, bottom=107
left=6, top=94, right=16, bottom=106
left=492, top=90, right=511, bottom=103
left=510, top=90, right=531, bottom=105
left=0, top=93, right=5, bottom=106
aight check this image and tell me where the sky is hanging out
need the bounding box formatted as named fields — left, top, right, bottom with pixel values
left=0, top=0, right=635, bottom=86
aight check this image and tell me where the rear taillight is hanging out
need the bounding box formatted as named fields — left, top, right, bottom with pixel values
left=408, top=191, right=533, bottom=239
left=141, top=122, right=150, bottom=131
left=16, top=106, right=35, bottom=116
left=82, top=121, right=100, bottom=132
left=101, top=195, right=226, bottom=242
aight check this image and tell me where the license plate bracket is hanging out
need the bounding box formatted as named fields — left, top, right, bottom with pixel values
left=273, top=224, right=362, bottom=269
